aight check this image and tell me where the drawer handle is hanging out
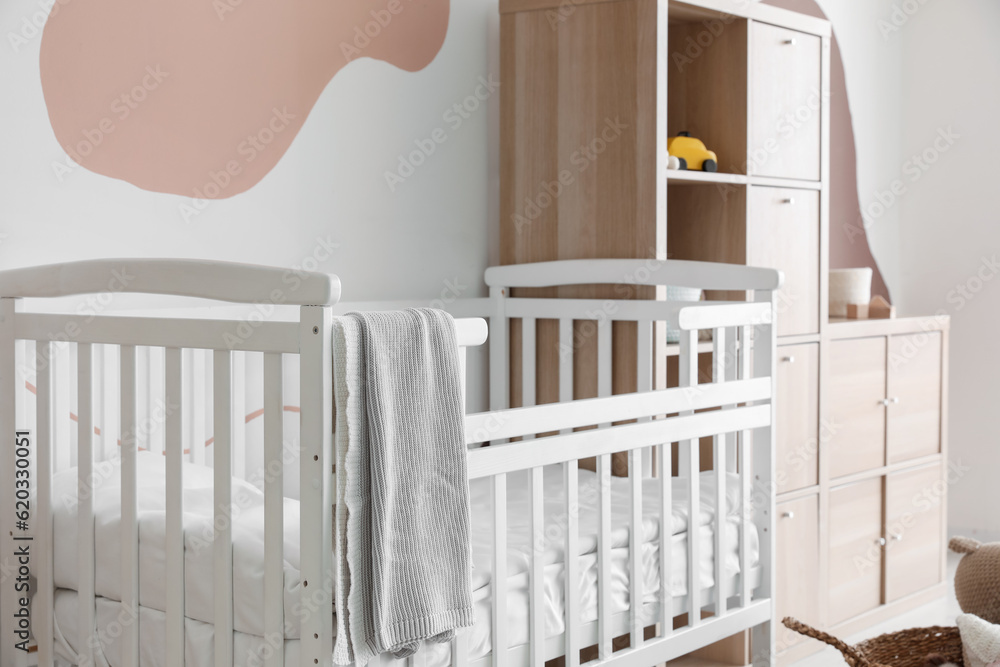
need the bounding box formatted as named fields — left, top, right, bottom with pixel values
left=782, top=511, right=795, bottom=519
left=782, top=198, right=796, bottom=205
left=781, top=355, right=796, bottom=364
left=784, top=38, right=798, bottom=46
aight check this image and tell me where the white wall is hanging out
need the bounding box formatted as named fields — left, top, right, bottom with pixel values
left=814, top=0, right=999, bottom=539
left=810, top=0, right=906, bottom=296
left=0, top=0, right=499, bottom=305
left=895, top=0, right=1000, bottom=540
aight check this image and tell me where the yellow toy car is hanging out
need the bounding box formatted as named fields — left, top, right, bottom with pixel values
left=667, top=132, right=718, bottom=172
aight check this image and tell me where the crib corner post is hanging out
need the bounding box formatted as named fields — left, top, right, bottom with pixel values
left=299, top=305, right=335, bottom=667
left=751, top=289, right=777, bottom=667
left=0, top=298, right=22, bottom=667
left=488, top=286, right=508, bottom=412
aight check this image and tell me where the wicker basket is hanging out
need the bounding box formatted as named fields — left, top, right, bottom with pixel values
left=782, top=618, right=964, bottom=667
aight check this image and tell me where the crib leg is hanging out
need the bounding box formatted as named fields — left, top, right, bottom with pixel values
left=751, top=620, right=775, bottom=667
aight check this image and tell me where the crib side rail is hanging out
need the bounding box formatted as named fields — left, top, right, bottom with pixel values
left=473, top=281, right=777, bottom=667
left=0, top=259, right=341, bottom=307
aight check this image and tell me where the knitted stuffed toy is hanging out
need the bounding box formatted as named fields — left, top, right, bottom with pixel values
left=951, top=537, right=1000, bottom=625
left=957, top=614, right=1000, bottom=667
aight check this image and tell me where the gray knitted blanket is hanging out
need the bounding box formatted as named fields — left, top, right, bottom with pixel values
left=332, top=309, right=475, bottom=666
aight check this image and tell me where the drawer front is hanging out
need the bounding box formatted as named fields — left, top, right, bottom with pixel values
left=886, top=464, right=944, bottom=602
left=750, top=23, right=822, bottom=180
left=887, top=333, right=943, bottom=464
left=776, top=343, right=820, bottom=493
left=829, top=478, right=884, bottom=625
left=828, top=337, right=887, bottom=479
left=776, top=495, right=820, bottom=651
left=748, top=188, right=820, bottom=337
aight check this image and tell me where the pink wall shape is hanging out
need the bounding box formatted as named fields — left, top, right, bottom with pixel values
left=765, top=0, right=890, bottom=302
left=40, top=0, right=450, bottom=199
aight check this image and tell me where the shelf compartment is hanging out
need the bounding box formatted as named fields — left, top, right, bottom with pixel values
left=667, top=8, right=748, bottom=175
left=667, top=171, right=748, bottom=186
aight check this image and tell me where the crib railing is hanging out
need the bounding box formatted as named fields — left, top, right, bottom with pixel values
left=0, top=260, right=347, bottom=667
left=481, top=259, right=780, bottom=667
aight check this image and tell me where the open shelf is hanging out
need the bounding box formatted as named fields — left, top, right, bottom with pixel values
left=667, top=5, right=748, bottom=176
left=669, top=0, right=741, bottom=24
left=668, top=170, right=749, bottom=186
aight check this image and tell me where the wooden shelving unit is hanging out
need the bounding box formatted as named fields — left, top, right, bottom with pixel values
left=498, top=0, right=949, bottom=664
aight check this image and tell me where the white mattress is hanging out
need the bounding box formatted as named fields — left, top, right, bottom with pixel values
left=43, top=453, right=759, bottom=667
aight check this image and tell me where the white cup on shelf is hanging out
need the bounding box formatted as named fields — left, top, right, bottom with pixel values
left=829, top=268, right=873, bottom=318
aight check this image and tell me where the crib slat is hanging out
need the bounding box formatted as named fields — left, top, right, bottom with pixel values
left=529, top=466, right=545, bottom=667
left=713, top=328, right=728, bottom=618
left=150, top=346, right=165, bottom=454
left=522, top=317, right=536, bottom=410
left=214, top=350, right=235, bottom=667
left=739, top=325, right=753, bottom=607
left=192, top=349, right=207, bottom=465
left=724, top=328, right=739, bottom=472
left=658, top=441, right=673, bottom=637
left=597, top=319, right=612, bottom=404
left=263, top=353, right=285, bottom=667
left=564, top=458, right=580, bottom=667
left=120, top=345, right=140, bottom=667
left=233, top=351, right=246, bottom=479
left=637, top=320, right=653, bottom=475
left=165, top=347, right=186, bottom=666
left=628, top=448, right=644, bottom=649
left=102, top=344, right=117, bottom=462
left=451, top=629, right=470, bottom=667
left=597, top=453, right=612, bottom=660
left=559, top=318, right=573, bottom=409
left=36, top=342, right=55, bottom=667
left=77, top=343, right=97, bottom=666
left=54, top=343, right=71, bottom=472
left=70, top=343, right=79, bottom=467
left=680, top=330, right=701, bottom=627
left=492, top=473, right=508, bottom=667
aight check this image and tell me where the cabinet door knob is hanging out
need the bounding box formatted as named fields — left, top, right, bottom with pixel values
left=891, top=397, right=900, bottom=404
left=880, top=398, right=891, bottom=407
left=782, top=356, right=796, bottom=364
left=892, top=533, right=903, bottom=541
left=876, top=537, right=887, bottom=546
left=784, top=38, right=798, bottom=46
left=782, top=198, right=796, bottom=205
left=782, top=511, right=795, bottom=519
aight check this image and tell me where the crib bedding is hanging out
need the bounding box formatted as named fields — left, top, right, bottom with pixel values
left=44, top=454, right=760, bottom=667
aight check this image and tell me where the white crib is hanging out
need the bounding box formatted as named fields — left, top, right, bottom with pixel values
left=0, top=258, right=779, bottom=667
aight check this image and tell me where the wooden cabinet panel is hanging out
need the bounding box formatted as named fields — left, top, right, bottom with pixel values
left=887, top=333, right=943, bottom=464
left=776, top=344, right=819, bottom=493
left=776, top=495, right=820, bottom=650
left=750, top=23, right=822, bottom=180
left=748, top=188, right=820, bottom=336
left=828, top=337, right=887, bottom=478
left=886, top=465, right=944, bottom=602
left=829, top=478, right=884, bottom=625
